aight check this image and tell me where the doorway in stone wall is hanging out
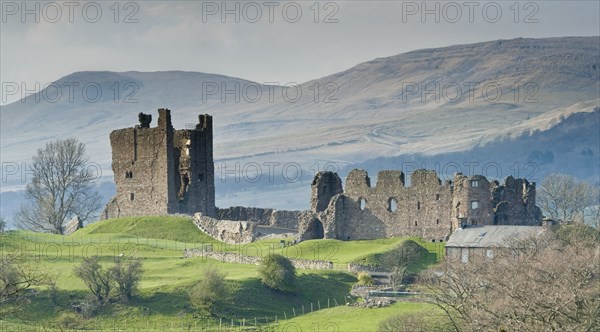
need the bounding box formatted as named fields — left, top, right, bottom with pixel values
left=306, top=218, right=325, bottom=239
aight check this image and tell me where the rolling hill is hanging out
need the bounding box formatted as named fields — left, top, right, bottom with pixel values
left=1, top=36, right=598, bottom=227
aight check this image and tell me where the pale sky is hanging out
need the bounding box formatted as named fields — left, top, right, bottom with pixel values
left=1, top=0, right=599, bottom=105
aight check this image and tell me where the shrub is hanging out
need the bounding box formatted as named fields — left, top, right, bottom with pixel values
left=188, top=266, right=227, bottom=314
left=72, top=295, right=102, bottom=318
left=73, top=257, right=111, bottom=305
left=109, top=257, right=143, bottom=301
left=258, top=254, right=296, bottom=292
left=1, top=256, right=51, bottom=317
left=56, top=312, right=85, bottom=329
left=357, top=272, right=374, bottom=285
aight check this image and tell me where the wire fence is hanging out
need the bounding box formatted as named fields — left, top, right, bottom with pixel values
left=10, top=232, right=199, bottom=251
left=0, top=296, right=347, bottom=331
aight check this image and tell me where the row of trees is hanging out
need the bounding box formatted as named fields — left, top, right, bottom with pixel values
left=538, top=173, right=600, bottom=227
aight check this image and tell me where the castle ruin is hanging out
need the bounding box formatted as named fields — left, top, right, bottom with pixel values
left=102, top=110, right=542, bottom=243
left=102, top=109, right=215, bottom=219
left=297, top=170, right=542, bottom=242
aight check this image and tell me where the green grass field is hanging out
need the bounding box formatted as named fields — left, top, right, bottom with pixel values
left=267, top=302, right=444, bottom=332
left=0, top=216, right=445, bottom=331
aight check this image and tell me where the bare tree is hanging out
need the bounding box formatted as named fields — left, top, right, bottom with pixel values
left=109, top=257, right=143, bottom=301
left=15, top=138, right=101, bottom=234
left=378, top=310, right=451, bottom=332
left=0, top=217, right=6, bottom=233
left=420, top=225, right=600, bottom=331
left=380, top=239, right=424, bottom=290
left=388, top=266, right=407, bottom=292
left=1, top=254, right=52, bottom=318
left=537, top=173, right=598, bottom=224
left=590, top=205, right=600, bottom=229
left=585, top=185, right=600, bottom=229
left=74, top=257, right=112, bottom=305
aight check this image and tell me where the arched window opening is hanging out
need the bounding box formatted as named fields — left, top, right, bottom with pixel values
left=358, top=197, right=367, bottom=211
left=388, top=198, right=398, bottom=212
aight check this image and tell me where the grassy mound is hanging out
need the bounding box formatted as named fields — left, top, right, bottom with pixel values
left=351, top=238, right=443, bottom=273
left=75, top=216, right=217, bottom=244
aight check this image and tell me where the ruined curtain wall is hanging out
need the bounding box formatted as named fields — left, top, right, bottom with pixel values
left=330, top=170, right=452, bottom=241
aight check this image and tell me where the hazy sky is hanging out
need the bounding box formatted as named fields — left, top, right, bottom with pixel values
left=1, top=0, right=599, bottom=104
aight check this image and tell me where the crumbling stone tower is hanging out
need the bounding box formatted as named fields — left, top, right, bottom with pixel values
left=451, top=173, right=494, bottom=229
left=311, top=172, right=343, bottom=212
left=102, top=108, right=215, bottom=219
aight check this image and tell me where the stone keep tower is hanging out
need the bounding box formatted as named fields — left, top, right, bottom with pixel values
left=102, top=109, right=215, bottom=219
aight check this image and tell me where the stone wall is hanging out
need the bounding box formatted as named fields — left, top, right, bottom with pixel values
left=216, top=206, right=300, bottom=229
left=172, top=114, right=215, bottom=217
left=183, top=248, right=334, bottom=270
left=192, top=213, right=256, bottom=244
left=451, top=173, right=494, bottom=229
left=491, top=177, right=542, bottom=226
left=301, top=170, right=453, bottom=241
left=64, top=216, right=82, bottom=235
left=347, top=263, right=389, bottom=273
left=298, top=169, right=542, bottom=242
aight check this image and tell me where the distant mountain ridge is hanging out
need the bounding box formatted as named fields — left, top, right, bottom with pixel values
left=1, top=36, right=599, bottom=225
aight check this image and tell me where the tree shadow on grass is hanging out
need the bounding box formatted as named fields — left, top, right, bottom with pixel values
left=218, top=272, right=354, bottom=320
left=131, top=289, right=191, bottom=315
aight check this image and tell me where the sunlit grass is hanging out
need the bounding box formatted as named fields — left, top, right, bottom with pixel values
left=0, top=216, right=445, bottom=330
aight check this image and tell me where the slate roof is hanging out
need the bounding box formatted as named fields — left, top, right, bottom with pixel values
left=446, top=225, right=545, bottom=248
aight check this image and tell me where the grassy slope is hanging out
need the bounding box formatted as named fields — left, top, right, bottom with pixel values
left=0, top=216, right=444, bottom=330
left=252, top=237, right=408, bottom=263
left=268, top=302, right=443, bottom=332
left=352, top=238, right=446, bottom=274
left=75, top=216, right=218, bottom=244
